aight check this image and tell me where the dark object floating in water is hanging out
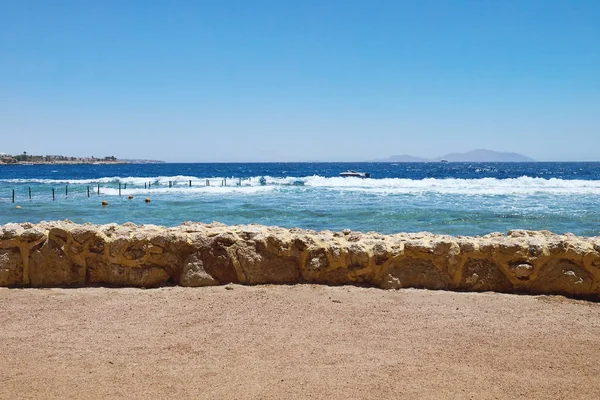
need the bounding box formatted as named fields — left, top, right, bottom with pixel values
left=339, top=170, right=371, bottom=178
left=259, top=177, right=267, bottom=185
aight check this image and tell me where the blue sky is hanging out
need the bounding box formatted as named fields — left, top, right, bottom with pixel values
left=1, top=0, right=598, bottom=162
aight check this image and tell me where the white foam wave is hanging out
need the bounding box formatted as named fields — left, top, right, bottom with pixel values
left=3, top=175, right=600, bottom=195
left=0, top=175, right=215, bottom=186
left=272, top=176, right=600, bottom=195
left=100, top=185, right=276, bottom=196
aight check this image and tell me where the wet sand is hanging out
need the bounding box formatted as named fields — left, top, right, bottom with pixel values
left=1, top=285, right=599, bottom=399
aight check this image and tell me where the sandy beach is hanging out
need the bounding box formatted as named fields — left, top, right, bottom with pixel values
left=1, top=285, right=599, bottom=399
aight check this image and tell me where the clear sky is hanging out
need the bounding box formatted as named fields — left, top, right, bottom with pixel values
left=1, top=0, right=598, bottom=162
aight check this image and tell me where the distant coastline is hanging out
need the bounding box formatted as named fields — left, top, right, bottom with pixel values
left=0, top=153, right=164, bottom=165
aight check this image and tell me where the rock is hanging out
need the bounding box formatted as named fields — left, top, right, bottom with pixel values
left=180, top=253, right=220, bottom=286
left=29, top=238, right=85, bottom=287
left=529, top=259, right=594, bottom=296
left=460, top=259, right=513, bottom=292
left=0, top=247, right=24, bottom=286
left=380, top=258, right=453, bottom=290
left=0, top=221, right=598, bottom=299
left=87, top=262, right=170, bottom=288
left=509, top=263, right=535, bottom=280
left=1, top=223, right=24, bottom=240
left=20, top=227, right=46, bottom=243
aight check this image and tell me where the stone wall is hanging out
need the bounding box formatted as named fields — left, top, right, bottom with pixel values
left=1, top=221, right=599, bottom=298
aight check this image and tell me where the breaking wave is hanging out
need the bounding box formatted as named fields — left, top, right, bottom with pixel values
left=3, top=175, right=600, bottom=196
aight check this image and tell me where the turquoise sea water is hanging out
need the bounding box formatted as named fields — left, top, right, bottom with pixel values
left=1, top=162, right=600, bottom=236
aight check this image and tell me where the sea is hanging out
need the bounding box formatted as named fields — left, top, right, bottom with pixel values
left=1, top=162, right=600, bottom=237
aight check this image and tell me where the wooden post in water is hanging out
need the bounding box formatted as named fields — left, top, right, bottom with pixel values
left=124, top=183, right=127, bottom=189
left=12, top=189, right=15, bottom=203
left=29, top=187, right=31, bottom=200
left=239, top=177, right=242, bottom=186
left=224, top=178, right=227, bottom=186
left=65, top=185, right=68, bottom=197
left=97, top=184, right=100, bottom=195
left=169, top=181, right=172, bottom=188
left=145, top=182, right=147, bottom=189
left=87, top=186, right=90, bottom=197
left=119, top=183, right=121, bottom=196
left=149, top=182, right=151, bottom=188
left=189, top=180, right=192, bottom=187
left=52, top=188, right=55, bottom=201
left=206, top=179, right=209, bottom=186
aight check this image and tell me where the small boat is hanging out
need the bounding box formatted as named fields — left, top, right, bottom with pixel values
left=339, top=170, right=371, bottom=178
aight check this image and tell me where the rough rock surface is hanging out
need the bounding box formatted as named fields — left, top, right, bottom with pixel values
left=1, top=221, right=599, bottom=298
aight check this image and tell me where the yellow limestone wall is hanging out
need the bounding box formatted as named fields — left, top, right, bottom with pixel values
left=1, top=221, right=599, bottom=298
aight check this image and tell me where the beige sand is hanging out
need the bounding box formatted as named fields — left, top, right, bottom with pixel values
left=1, top=285, right=599, bottom=399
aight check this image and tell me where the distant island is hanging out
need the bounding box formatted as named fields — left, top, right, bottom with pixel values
left=0, top=152, right=164, bottom=165
left=371, top=149, right=535, bottom=162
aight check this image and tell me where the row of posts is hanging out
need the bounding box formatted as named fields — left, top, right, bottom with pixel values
left=9, top=178, right=246, bottom=202
left=11, top=184, right=101, bottom=202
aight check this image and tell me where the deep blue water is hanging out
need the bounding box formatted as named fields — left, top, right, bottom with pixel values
left=2, top=162, right=600, bottom=236
left=3, top=162, right=600, bottom=180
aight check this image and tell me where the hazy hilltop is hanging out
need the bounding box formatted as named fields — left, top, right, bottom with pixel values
left=434, top=149, right=535, bottom=162
left=373, top=149, right=534, bottom=162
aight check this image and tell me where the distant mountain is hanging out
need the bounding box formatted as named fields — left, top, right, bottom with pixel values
left=371, top=149, right=534, bottom=162
left=434, top=149, right=534, bottom=162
